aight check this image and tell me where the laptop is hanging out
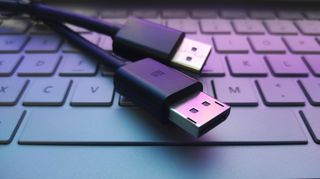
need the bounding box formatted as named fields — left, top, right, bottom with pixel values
left=1, top=0, right=320, bottom=178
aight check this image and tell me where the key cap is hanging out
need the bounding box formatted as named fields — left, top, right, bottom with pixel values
left=0, top=19, right=30, bottom=34
left=277, top=10, right=304, bottom=19
left=0, top=109, right=25, bottom=144
left=232, top=20, right=265, bottom=34
left=0, top=35, right=28, bottom=53
left=23, top=79, right=72, bottom=106
left=200, top=19, right=232, bottom=34
left=226, top=55, right=268, bottom=76
left=166, top=19, right=198, bottom=33
left=213, top=35, right=250, bottom=53
left=220, top=9, right=247, bottom=19
left=18, top=54, right=61, bottom=76
left=24, top=35, right=62, bottom=53
left=264, top=20, right=298, bottom=35
left=162, top=9, right=188, bottom=18
left=283, top=36, right=320, bottom=53
left=132, top=9, right=158, bottom=18
left=98, top=36, right=112, bottom=51
left=0, top=54, right=21, bottom=76
left=101, top=9, right=128, bottom=18
left=191, top=9, right=218, bottom=18
left=266, top=55, right=309, bottom=77
left=248, top=36, right=287, bottom=53
left=0, top=78, right=28, bottom=105
left=295, top=20, right=320, bottom=35
left=59, top=54, right=98, bottom=76
left=303, top=55, right=320, bottom=76
left=305, top=11, right=320, bottom=20
left=29, top=23, right=53, bottom=34
left=119, top=96, right=136, bottom=106
left=18, top=108, right=307, bottom=144
left=71, top=78, right=114, bottom=106
left=201, top=54, right=225, bottom=76
left=300, top=109, right=320, bottom=144
left=256, top=79, right=305, bottom=106
left=213, top=78, right=258, bottom=106
left=249, top=10, right=276, bottom=19
left=298, top=79, right=320, bottom=106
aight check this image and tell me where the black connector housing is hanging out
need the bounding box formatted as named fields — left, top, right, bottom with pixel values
left=114, top=58, right=202, bottom=122
left=113, top=18, right=185, bottom=63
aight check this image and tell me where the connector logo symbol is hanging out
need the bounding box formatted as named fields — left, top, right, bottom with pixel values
left=151, top=70, right=165, bottom=77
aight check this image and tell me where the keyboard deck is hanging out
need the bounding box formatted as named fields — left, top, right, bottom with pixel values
left=0, top=7, right=320, bottom=145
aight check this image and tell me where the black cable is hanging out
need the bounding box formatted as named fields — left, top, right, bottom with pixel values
left=44, top=21, right=125, bottom=69
left=0, top=1, right=121, bottom=37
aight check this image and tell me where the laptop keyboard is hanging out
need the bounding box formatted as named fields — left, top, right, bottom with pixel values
left=0, top=7, right=319, bottom=145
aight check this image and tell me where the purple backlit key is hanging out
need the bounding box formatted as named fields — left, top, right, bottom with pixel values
left=298, top=79, right=320, bottom=106
left=200, top=19, right=232, bottom=34
left=303, top=55, right=320, bottom=76
left=256, top=79, right=305, bottom=106
left=226, top=55, right=268, bottom=77
left=266, top=55, right=309, bottom=77
left=232, top=20, right=265, bottom=34
left=213, top=78, right=258, bottom=106
left=295, top=20, right=320, bottom=35
left=248, top=36, right=286, bottom=53
left=264, top=20, right=298, bottom=35
left=213, top=35, right=250, bottom=53
left=283, top=36, right=320, bottom=53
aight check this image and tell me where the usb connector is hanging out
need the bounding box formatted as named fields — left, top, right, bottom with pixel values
left=112, top=17, right=212, bottom=73
left=114, top=58, right=230, bottom=137
left=170, top=92, right=230, bottom=137
left=171, top=38, right=212, bottom=72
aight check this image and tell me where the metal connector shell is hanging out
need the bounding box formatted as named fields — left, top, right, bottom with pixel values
left=171, top=38, right=212, bottom=73
left=169, top=92, right=230, bottom=137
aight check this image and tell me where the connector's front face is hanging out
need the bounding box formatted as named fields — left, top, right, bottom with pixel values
left=170, top=92, right=231, bottom=137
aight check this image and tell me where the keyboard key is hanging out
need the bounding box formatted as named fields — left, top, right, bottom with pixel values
left=220, top=9, right=247, bottom=19
left=213, top=35, right=250, bottom=53
left=304, top=11, right=320, bottom=20
left=283, top=36, right=320, bottom=53
left=298, top=79, right=320, bottom=106
left=18, top=108, right=307, bottom=144
left=200, top=19, right=232, bottom=34
left=0, top=19, right=30, bottom=34
left=162, top=9, right=188, bottom=18
left=226, top=55, right=268, bottom=77
left=277, top=10, right=304, bottom=20
left=29, top=23, right=53, bottom=34
left=119, top=96, right=136, bottom=106
left=101, top=9, right=128, bottom=18
left=23, top=79, right=72, bottom=106
left=191, top=9, right=218, bottom=18
left=0, top=35, right=28, bottom=53
left=201, top=54, right=225, bottom=76
left=295, top=20, right=320, bottom=35
left=0, top=78, right=28, bottom=105
left=59, top=54, right=98, bottom=76
left=303, top=55, right=320, bottom=76
left=166, top=19, right=198, bottom=33
left=264, top=20, right=298, bottom=35
left=232, top=20, right=265, bottom=34
left=0, top=109, right=25, bottom=144
left=256, top=79, right=305, bottom=106
left=249, top=10, right=276, bottom=19
left=25, top=35, right=62, bottom=53
left=248, top=36, right=287, bottom=53
left=266, top=55, right=309, bottom=77
left=300, top=109, right=320, bottom=144
left=0, top=54, right=21, bottom=76
left=213, top=78, right=258, bottom=106
left=132, top=9, right=158, bottom=18
left=18, top=54, right=61, bottom=76
left=71, top=78, right=114, bottom=106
